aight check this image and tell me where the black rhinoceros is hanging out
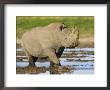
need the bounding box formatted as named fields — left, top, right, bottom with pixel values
left=21, top=23, right=79, bottom=67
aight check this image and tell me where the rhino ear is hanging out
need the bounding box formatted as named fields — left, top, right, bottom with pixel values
left=60, top=23, right=67, bottom=31
left=60, top=25, right=64, bottom=31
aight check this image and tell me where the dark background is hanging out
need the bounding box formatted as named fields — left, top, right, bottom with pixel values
left=0, top=0, right=109, bottom=4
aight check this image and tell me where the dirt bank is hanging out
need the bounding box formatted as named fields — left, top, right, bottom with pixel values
left=78, top=36, right=94, bottom=48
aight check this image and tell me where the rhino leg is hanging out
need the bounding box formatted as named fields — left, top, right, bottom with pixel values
left=50, top=47, right=64, bottom=67
left=31, top=56, right=38, bottom=62
left=50, top=61, right=61, bottom=67
left=46, top=50, right=60, bottom=67
left=28, top=55, right=38, bottom=67
left=23, top=49, right=38, bottom=67
left=56, top=47, right=65, bottom=58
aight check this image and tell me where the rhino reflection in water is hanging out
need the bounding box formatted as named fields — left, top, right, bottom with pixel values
left=21, top=23, right=79, bottom=67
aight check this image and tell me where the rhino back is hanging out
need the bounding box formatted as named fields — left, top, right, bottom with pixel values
left=22, top=26, right=63, bottom=57
left=36, top=27, right=63, bottom=49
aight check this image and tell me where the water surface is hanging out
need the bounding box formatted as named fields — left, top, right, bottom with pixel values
left=16, top=48, right=94, bottom=74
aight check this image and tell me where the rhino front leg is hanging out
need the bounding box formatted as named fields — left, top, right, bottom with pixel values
left=50, top=47, right=64, bottom=67
left=46, top=50, right=61, bottom=67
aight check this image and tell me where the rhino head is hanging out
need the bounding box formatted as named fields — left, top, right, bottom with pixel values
left=61, top=25, right=79, bottom=48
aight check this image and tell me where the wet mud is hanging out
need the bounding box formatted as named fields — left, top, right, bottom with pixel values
left=16, top=66, right=71, bottom=74
left=16, top=45, right=94, bottom=74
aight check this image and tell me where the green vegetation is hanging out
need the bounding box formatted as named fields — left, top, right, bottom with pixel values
left=16, top=16, right=94, bottom=39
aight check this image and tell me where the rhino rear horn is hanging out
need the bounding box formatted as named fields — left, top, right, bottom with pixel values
left=72, top=25, right=79, bottom=33
left=74, top=24, right=78, bottom=30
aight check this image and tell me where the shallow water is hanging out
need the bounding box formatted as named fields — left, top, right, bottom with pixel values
left=16, top=48, right=94, bottom=74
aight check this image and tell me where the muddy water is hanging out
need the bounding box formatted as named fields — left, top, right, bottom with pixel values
left=16, top=48, right=94, bottom=74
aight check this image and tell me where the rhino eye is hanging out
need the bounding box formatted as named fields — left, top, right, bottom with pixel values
left=64, top=26, right=67, bottom=28
left=65, top=38, right=67, bottom=39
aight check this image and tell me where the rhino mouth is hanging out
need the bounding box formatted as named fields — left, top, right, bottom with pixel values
left=69, top=45, right=78, bottom=48
left=69, top=42, right=79, bottom=48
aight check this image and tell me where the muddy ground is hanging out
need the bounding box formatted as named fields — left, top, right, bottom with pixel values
left=16, top=45, right=94, bottom=74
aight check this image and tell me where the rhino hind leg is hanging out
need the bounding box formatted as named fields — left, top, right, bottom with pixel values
left=23, top=48, right=38, bottom=67
left=28, top=55, right=38, bottom=67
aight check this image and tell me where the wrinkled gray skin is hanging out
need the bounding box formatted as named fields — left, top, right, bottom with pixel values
left=21, top=23, right=79, bottom=67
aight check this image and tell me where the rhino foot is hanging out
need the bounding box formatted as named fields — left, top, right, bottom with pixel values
left=28, top=60, right=36, bottom=67
left=50, top=61, right=61, bottom=68
left=28, top=55, right=38, bottom=67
